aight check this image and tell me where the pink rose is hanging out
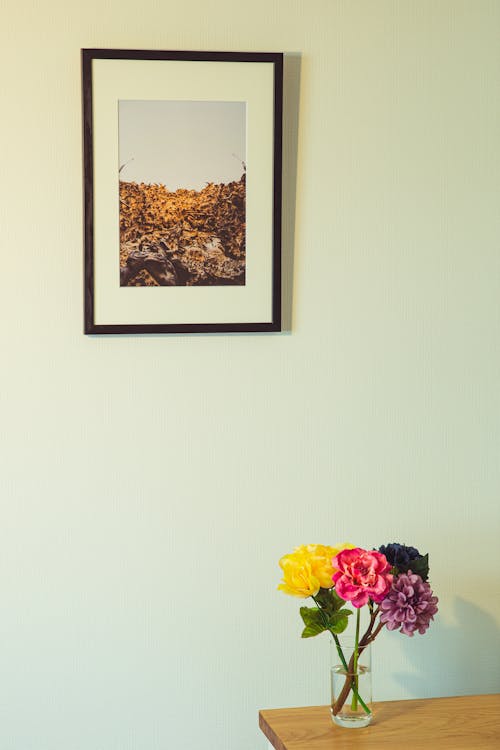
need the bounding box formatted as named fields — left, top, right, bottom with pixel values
left=332, top=548, right=393, bottom=608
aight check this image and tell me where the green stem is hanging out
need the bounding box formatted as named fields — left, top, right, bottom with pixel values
left=332, top=602, right=383, bottom=716
left=351, top=608, right=360, bottom=711
left=312, top=597, right=348, bottom=670
left=312, top=596, right=370, bottom=716
left=331, top=633, right=348, bottom=671
left=329, top=629, right=370, bottom=716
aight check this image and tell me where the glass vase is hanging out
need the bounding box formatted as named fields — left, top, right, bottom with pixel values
left=330, top=637, right=372, bottom=728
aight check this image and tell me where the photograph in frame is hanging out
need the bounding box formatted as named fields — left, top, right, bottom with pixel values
left=82, top=49, right=283, bottom=334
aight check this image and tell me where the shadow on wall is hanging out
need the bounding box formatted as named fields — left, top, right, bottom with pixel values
left=281, top=53, right=301, bottom=333
left=393, top=597, right=500, bottom=698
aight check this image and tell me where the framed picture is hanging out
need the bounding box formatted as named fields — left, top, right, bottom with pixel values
left=82, top=48, right=282, bottom=334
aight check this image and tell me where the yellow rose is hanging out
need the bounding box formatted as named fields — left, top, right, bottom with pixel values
left=278, top=551, right=321, bottom=597
left=278, top=543, right=355, bottom=598
left=295, top=544, right=339, bottom=588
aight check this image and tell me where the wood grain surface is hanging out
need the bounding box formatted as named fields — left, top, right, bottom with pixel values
left=259, top=694, right=500, bottom=750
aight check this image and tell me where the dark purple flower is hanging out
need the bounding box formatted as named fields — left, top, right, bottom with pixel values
left=379, top=571, right=438, bottom=636
left=379, top=543, right=430, bottom=581
left=378, top=543, right=421, bottom=568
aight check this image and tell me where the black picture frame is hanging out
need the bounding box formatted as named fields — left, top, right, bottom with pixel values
left=82, top=48, right=282, bottom=334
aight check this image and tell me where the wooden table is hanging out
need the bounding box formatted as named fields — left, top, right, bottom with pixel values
left=259, top=694, right=500, bottom=749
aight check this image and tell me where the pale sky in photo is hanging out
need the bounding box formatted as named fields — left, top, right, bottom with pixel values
left=118, top=100, right=246, bottom=190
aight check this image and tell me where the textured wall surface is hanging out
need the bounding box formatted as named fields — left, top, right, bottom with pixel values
left=1, top=2, right=499, bottom=748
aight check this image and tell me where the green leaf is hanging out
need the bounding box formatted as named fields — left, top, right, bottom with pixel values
left=327, top=614, right=350, bottom=634
left=409, top=553, right=429, bottom=582
left=335, top=608, right=353, bottom=619
left=396, top=553, right=430, bottom=582
left=328, top=608, right=352, bottom=634
left=299, top=607, right=327, bottom=638
left=314, top=588, right=347, bottom=616
left=330, top=589, right=348, bottom=612
left=314, top=588, right=333, bottom=611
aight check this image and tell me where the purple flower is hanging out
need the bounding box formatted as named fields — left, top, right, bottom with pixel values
left=378, top=543, right=430, bottom=581
left=379, top=571, right=438, bottom=636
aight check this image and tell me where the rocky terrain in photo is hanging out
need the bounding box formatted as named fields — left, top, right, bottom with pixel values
left=119, top=175, right=246, bottom=286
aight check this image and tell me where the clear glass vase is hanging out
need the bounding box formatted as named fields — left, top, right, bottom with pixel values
left=330, top=638, right=372, bottom=728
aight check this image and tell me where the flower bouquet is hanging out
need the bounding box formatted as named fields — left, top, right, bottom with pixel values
left=278, top=543, right=438, bottom=728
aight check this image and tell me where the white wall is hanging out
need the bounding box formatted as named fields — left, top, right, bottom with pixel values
left=1, top=1, right=499, bottom=748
